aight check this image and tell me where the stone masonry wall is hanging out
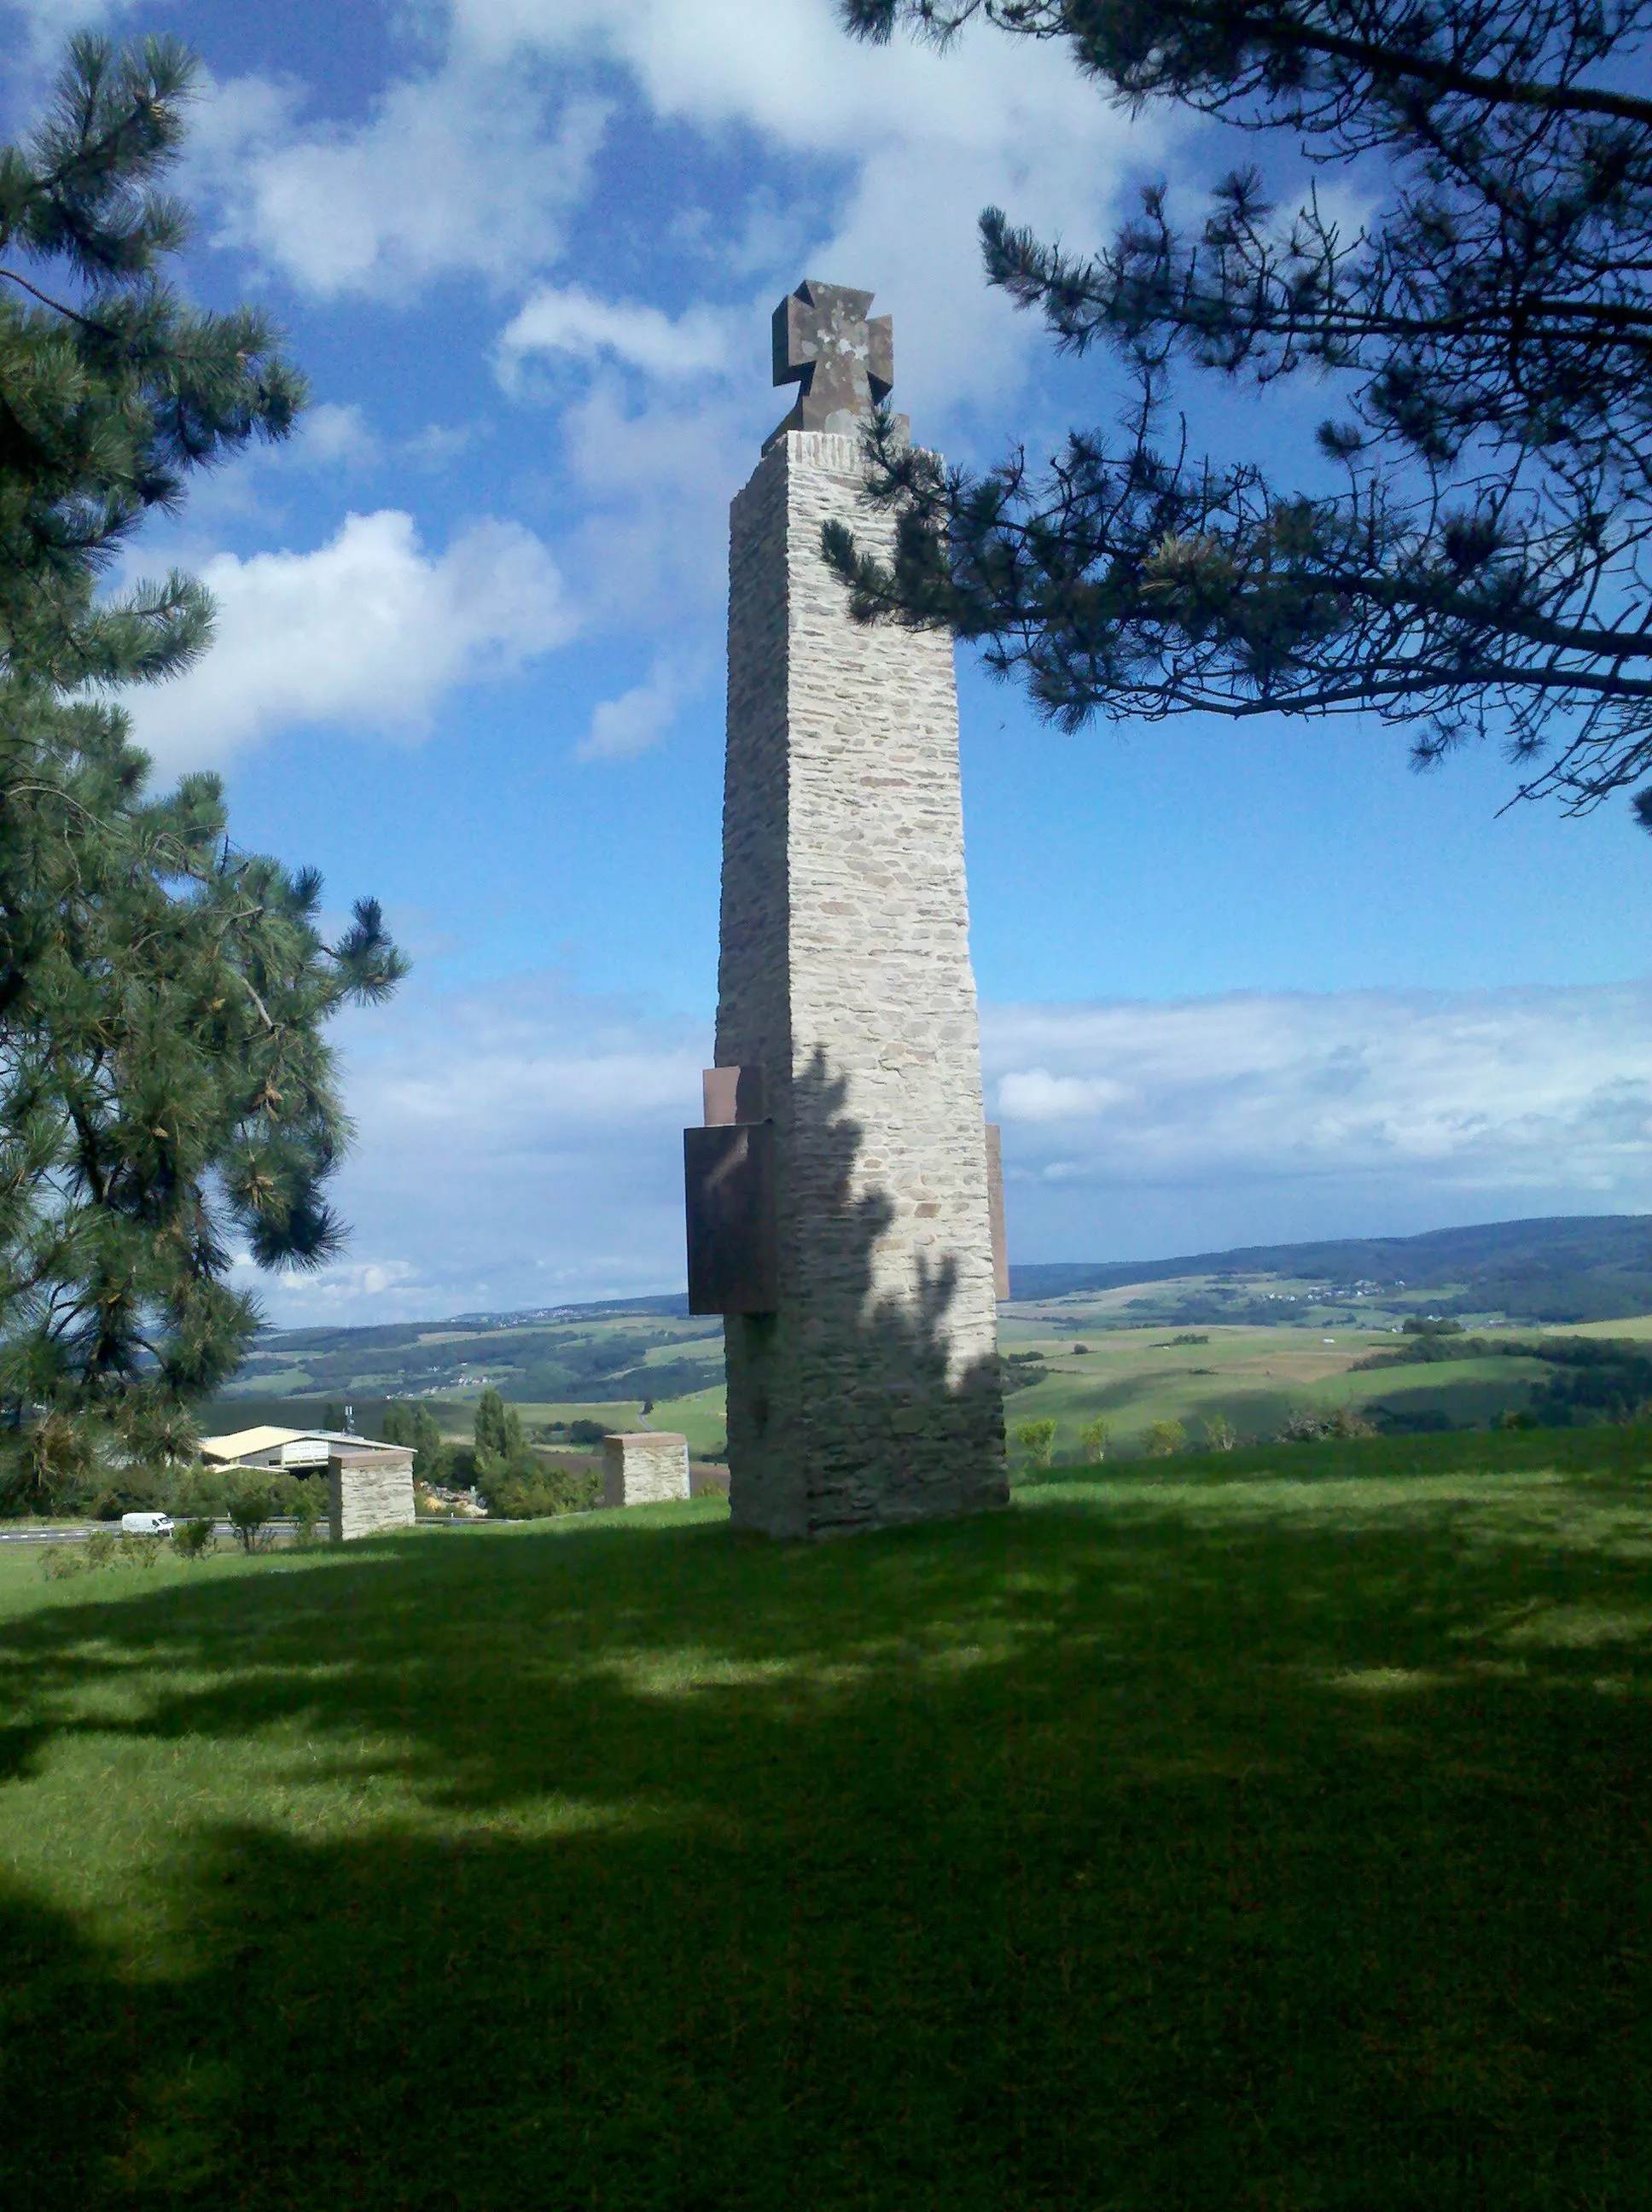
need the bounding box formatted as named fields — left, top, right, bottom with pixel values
left=328, top=1453, right=416, bottom=1542
left=717, top=429, right=1007, bottom=1537
left=602, top=1432, right=692, bottom=1507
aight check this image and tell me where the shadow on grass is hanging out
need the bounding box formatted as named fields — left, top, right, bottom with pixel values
left=3, top=1489, right=1649, bottom=2210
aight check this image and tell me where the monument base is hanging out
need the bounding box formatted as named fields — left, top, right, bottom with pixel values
left=602, top=1433, right=691, bottom=1508
left=328, top=1449, right=416, bottom=1542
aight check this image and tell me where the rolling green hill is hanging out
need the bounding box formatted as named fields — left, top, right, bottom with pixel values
left=197, top=1215, right=1652, bottom=1452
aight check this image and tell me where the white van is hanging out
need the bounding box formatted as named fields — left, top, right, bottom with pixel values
left=120, top=1511, right=173, bottom=1537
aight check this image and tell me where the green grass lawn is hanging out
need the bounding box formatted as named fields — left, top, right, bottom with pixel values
left=4, top=1435, right=1650, bottom=2209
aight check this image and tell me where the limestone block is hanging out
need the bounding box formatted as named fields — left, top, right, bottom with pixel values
left=602, top=1432, right=692, bottom=1508
left=716, top=428, right=1007, bottom=1537
left=328, top=1449, right=416, bottom=1542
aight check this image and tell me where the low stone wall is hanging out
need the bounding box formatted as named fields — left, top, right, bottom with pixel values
left=602, top=1433, right=691, bottom=1508
left=329, top=1450, right=416, bottom=1542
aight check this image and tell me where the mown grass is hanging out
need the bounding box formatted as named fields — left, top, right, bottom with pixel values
left=3, top=1439, right=1649, bottom=2209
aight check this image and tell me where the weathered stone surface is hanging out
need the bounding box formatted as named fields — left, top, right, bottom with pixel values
left=328, top=1448, right=416, bottom=1542
left=602, top=1432, right=692, bottom=1508
left=716, top=427, right=1007, bottom=1538
left=770, top=280, right=893, bottom=444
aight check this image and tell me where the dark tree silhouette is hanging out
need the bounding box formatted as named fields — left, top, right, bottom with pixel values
left=0, top=38, right=404, bottom=1501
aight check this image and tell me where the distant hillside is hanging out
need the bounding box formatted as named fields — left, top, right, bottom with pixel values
left=1009, top=1214, right=1652, bottom=1325
left=220, top=1300, right=718, bottom=1409
left=212, top=1214, right=1652, bottom=1416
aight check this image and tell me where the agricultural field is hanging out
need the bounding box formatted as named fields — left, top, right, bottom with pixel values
left=197, top=1304, right=1652, bottom=1466
left=994, top=1314, right=1552, bottom=1453
left=4, top=1426, right=1649, bottom=2208
left=211, top=1302, right=724, bottom=1412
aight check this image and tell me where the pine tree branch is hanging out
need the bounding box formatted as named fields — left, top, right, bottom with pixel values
left=0, top=265, right=113, bottom=332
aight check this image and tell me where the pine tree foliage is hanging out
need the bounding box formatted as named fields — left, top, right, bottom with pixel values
left=835, top=0, right=1652, bottom=817
left=0, top=38, right=405, bottom=1503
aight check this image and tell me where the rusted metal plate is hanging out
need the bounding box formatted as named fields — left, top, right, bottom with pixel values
left=701, top=1064, right=767, bottom=1126
left=986, top=1122, right=1009, bottom=1303
left=685, top=1120, right=777, bottom=1314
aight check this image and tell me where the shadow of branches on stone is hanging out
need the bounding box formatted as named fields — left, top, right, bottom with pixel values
left=725, top=1047, right=1005, bottom=1534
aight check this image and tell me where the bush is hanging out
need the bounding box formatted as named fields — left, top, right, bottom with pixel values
left=227, top=1487, right=276, bottom=1553
left=566, top=1420, right=608, bottom=1447
left=174, top=1517, right=217, bottom=1559
left=290, top=1487, right=321, bottom=1548
left=39, top=1530, right=164, bottom=1580
left=1142, top=1419, right=1186, bottom=1458
left=167, top=1465, right=323, bottom=1524
left=1013, top=1417, right=1057, bottom=1470
left=1201, top=1414, right=1237, bottom=1452
left=1277, top=1406, right=1376, bottom=1444
left=478, top=1456, right=602, bottom=1521
left=1078, top=1417, right=1110, bottom=1463
left=442, top=1445, right=478, bottom=1488
left=87, top=1469, right=168, bottom=1521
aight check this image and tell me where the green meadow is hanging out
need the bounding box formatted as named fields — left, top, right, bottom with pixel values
left=994, top=1319, right=1547, bottom=1454
left=4, top=1428, right=1650, bottom=2208
left=411, top=1323, right=1554, bottom=1466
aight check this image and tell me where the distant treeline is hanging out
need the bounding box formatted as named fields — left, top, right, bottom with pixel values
left=1353, top=1332, right=1652, bottom=1430
left=1013, top=1214, right=1652, bottom=1324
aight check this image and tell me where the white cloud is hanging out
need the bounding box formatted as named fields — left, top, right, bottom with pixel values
left=579, top=659, right=700, bottom=761
left=260, top=975, right=1652, bottom=1327
left=998, top=1070, right=1130, bottom=1122
left=263, top=972, right=707, bottom=1325
left=299, top=402, right=381, bottom=468
left=554, top=375, right=757, bottom=629
left=986, top=984, right=1652, bottom=1255
left=499, top=287, right=734, bottom=385
left=190, top=61, right=608, bottom=297
left=126, top=509, right=572, bottom=771
left=455, top=0, right=1160, bottom=423
left=3, top=0, right=140, bottom=62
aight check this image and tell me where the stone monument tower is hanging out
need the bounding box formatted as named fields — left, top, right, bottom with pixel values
left=684, top=279, right=1007, bottom=1538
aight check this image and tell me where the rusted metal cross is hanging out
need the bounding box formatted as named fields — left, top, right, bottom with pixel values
left=770, top=279, right=893, bottom=440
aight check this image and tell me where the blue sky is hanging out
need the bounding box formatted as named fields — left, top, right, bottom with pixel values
left=7, top=0, right=1652, bottom=1323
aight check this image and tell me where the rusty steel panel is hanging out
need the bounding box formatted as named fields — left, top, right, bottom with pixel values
left=701, top=1064, right=767, bottom=1127
left=985, top=1122, right=1009, bottom=1303
left=685, top=1121, right=777, bottom=1314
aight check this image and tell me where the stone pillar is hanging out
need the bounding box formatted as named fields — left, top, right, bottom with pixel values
left=715, top=427, right=1007, bottom=1537
left=602, top=1432, right=692, bottom=1507
left=328, top=1449, right=416, bottom=1541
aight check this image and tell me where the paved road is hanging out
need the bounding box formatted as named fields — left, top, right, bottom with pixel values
left=0, top=1518, right=328, bottom=1545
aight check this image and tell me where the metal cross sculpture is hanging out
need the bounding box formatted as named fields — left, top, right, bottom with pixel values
left=771, top=279, right=893, bottom=440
